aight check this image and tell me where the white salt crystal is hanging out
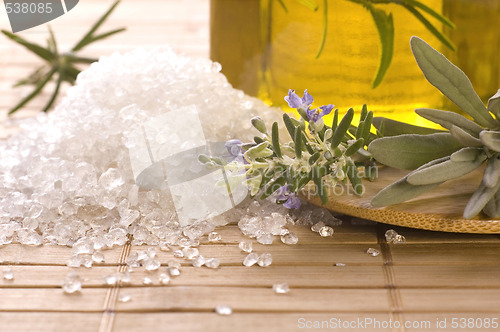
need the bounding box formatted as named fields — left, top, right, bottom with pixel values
left=272, top=282, right=290, bottom=294
left=243, top=253, right=259, bottom=267
left=215, top=304, right=232, bottom=316
left=257, top=253, right=272, bottom=267
left=62, top=272, right=82, bottom=294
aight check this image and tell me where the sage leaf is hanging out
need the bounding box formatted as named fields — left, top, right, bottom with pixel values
left=406, top=153, right=486, bottom=185
left=271, top=122, right=282, bottom=158
left=1, top=30, right=54, bottom=61
left=450, top=147, right=483, bottom=162
left=484, top=157, right=500, bottom=188
left=480, top=131, right=500, bottom=152
left=449, top=125, right=483, bottom=147
left=294, top=126, right=303, bottom=158
left=463, top=180, right=500, bottom=219
left=410, top=36, right=496, bottom=128
left=368, top=7, right=394, bottom=89
left=373, top=117, right=443, bottom=136
left=415, top=108, right=483, bottom=136
left=487, top=89, right=500, bottom=120
left=368, top=133, right=462, bottom=170
left=331, top=109, right=339, bottom=132
left=251, top=116, right=267, bottom=134
left=371, top=177, right=441, bottom=207
left=331, top=108, right=354, bottom=149
left=483, top=189, right=500, bottom=219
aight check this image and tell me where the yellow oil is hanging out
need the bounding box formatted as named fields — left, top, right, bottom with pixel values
left=258, top=0, right=446, bottom=127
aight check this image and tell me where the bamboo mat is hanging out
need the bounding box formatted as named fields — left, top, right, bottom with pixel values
left=2, top=1, right=500, bottom=331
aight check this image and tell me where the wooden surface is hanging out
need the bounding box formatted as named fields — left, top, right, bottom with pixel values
left=2, top=1, right=500, bottom=332
left=308, top=167, right=500, bottom=233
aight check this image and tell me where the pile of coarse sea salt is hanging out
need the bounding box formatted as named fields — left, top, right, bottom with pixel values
left=0, top=47, right=343, bottom=277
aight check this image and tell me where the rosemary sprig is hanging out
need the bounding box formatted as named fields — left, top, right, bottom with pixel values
left=278, top=0, right=455, bottom=88
left=201, top=90, right=378, bottom=209
left=1, top=0, right=125, bottom=114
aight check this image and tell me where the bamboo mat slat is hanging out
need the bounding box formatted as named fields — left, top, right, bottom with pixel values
left=2, top=1, right=500, bottom=331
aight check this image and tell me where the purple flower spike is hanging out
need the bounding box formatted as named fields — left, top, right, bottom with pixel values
left=306, top=104, right=334, bottom=123
left=284, top=89, right=314, bottom=110
left=276, top=185, right=301, bottom=209
left=225, top=139, right=243, bottom=157
left=283, top=193, right=301, bottom=209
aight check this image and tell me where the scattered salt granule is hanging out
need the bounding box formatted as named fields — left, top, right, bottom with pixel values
left=208, top=232, right=221, bottom=242
left=3, top=267, right=14, bottom=280
left=385, top=229, right=406, bottom=244
left=204, top=258, right=220, bottom=269
left=280, top=232, right=298, bottom=245
left=311, top=221, right=326, bottom=233
left=257, top=253, right=273, bottom=267
left=142, top=277, right=153, bottom=285
left=92, top=251, right=105, bottom=263
left=159, top=273, right=171, bottom=285
left=62, top=272, right=82, bottom=294
left=0, top=46, right=283, bottom=248
left=273, top=282, right=290, bottom=294
left=243, top=253, right=259, bottom=267
left=215, top=304, right=232, bottom=316
left=191, top=255, right=206, bottom=267
left=238, top=241, right=253, bottom=253
left=118, top=293, right=132, bottom=303
left=318, top=226, right=334, bottom=237
left=366, top=248, right=380, bottom=257
left=335, top=263, right=346, bottom=267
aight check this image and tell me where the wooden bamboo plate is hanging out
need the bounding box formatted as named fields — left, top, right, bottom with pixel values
left=306, top=166, right=500, bottom=234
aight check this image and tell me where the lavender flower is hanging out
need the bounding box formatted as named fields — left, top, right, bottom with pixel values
left=284, top=89, right=313, bottom=111
left=306, top=104, right=334, bottom=123
left=225, top=139, right=243, bottom=157
left=276, top=185, right=301, bottom=209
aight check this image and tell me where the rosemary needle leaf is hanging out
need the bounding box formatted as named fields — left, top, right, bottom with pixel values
left=72, top=0, right=122, bottom=52
left=1, top=30, right=54, bottom=61
left=8, top=68, right=57, bottom=115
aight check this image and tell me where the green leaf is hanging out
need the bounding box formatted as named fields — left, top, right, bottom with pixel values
left=406, top=153, right=486, bottom=185
left=1, top=30, right=54, bottom=62
left=245, top=142, right=272, bottom=160
left=72, top=0, right=123, bottom=52
left=41, top=72, right=63, bottom=112
left=271, top=122, right=282, bottom=158
left=83, top=28, right=126, bottom=46
left=277, top=0, right=288, bottom=12
left=463, top=180, right=500, bottom=219
left=372, top=117, right=443, bottom=136
left=251, top=116, right=267, bottom=134
left=480, top=131, right=500, bottom=152
left=403, top=4, right=455, bottom=51
left=410, top=36, right=496, bottom=128
left=487, top=89, right=500, bottom=120
left=415, top=108, right=484, bottom=136
left=331, top=108, right=354, bottom=149
left=483, top=189, right=500, bottom=218
left=311, top=166, right=328, bottom=204
left=315, top=0, right=328, bottom=59
left=346, top=159, right=363, bottom=196
left=294, top=126, right=303, bottom=158
left=331, top=109, right=339, bottom=132
left=261, top=173, right=287, bottom=200
left=295, top=0, right=319, bottom=11
left=402, top=0, right=455, bottom=29
left=367, top=6, right=394, bottom=89
left=360, top=111, right=373, bottom=143
left=449, top=125, right=482, bottom=147
left=345, top=138, right=364, bottom=157
left=450, top=147, right=483, bottom=162
left=483, top=157, right=500, bottom=188
left=8, top=68, right=57, bottom=115
left=360, top=104, right=368, bottom=121
left=371, top=177, right=441, bottom=207
left=309, top=151, right=321, bottom=165
left=283, top=114, right=296, bottom=140
left=368, top=133, right=462, bottom=170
